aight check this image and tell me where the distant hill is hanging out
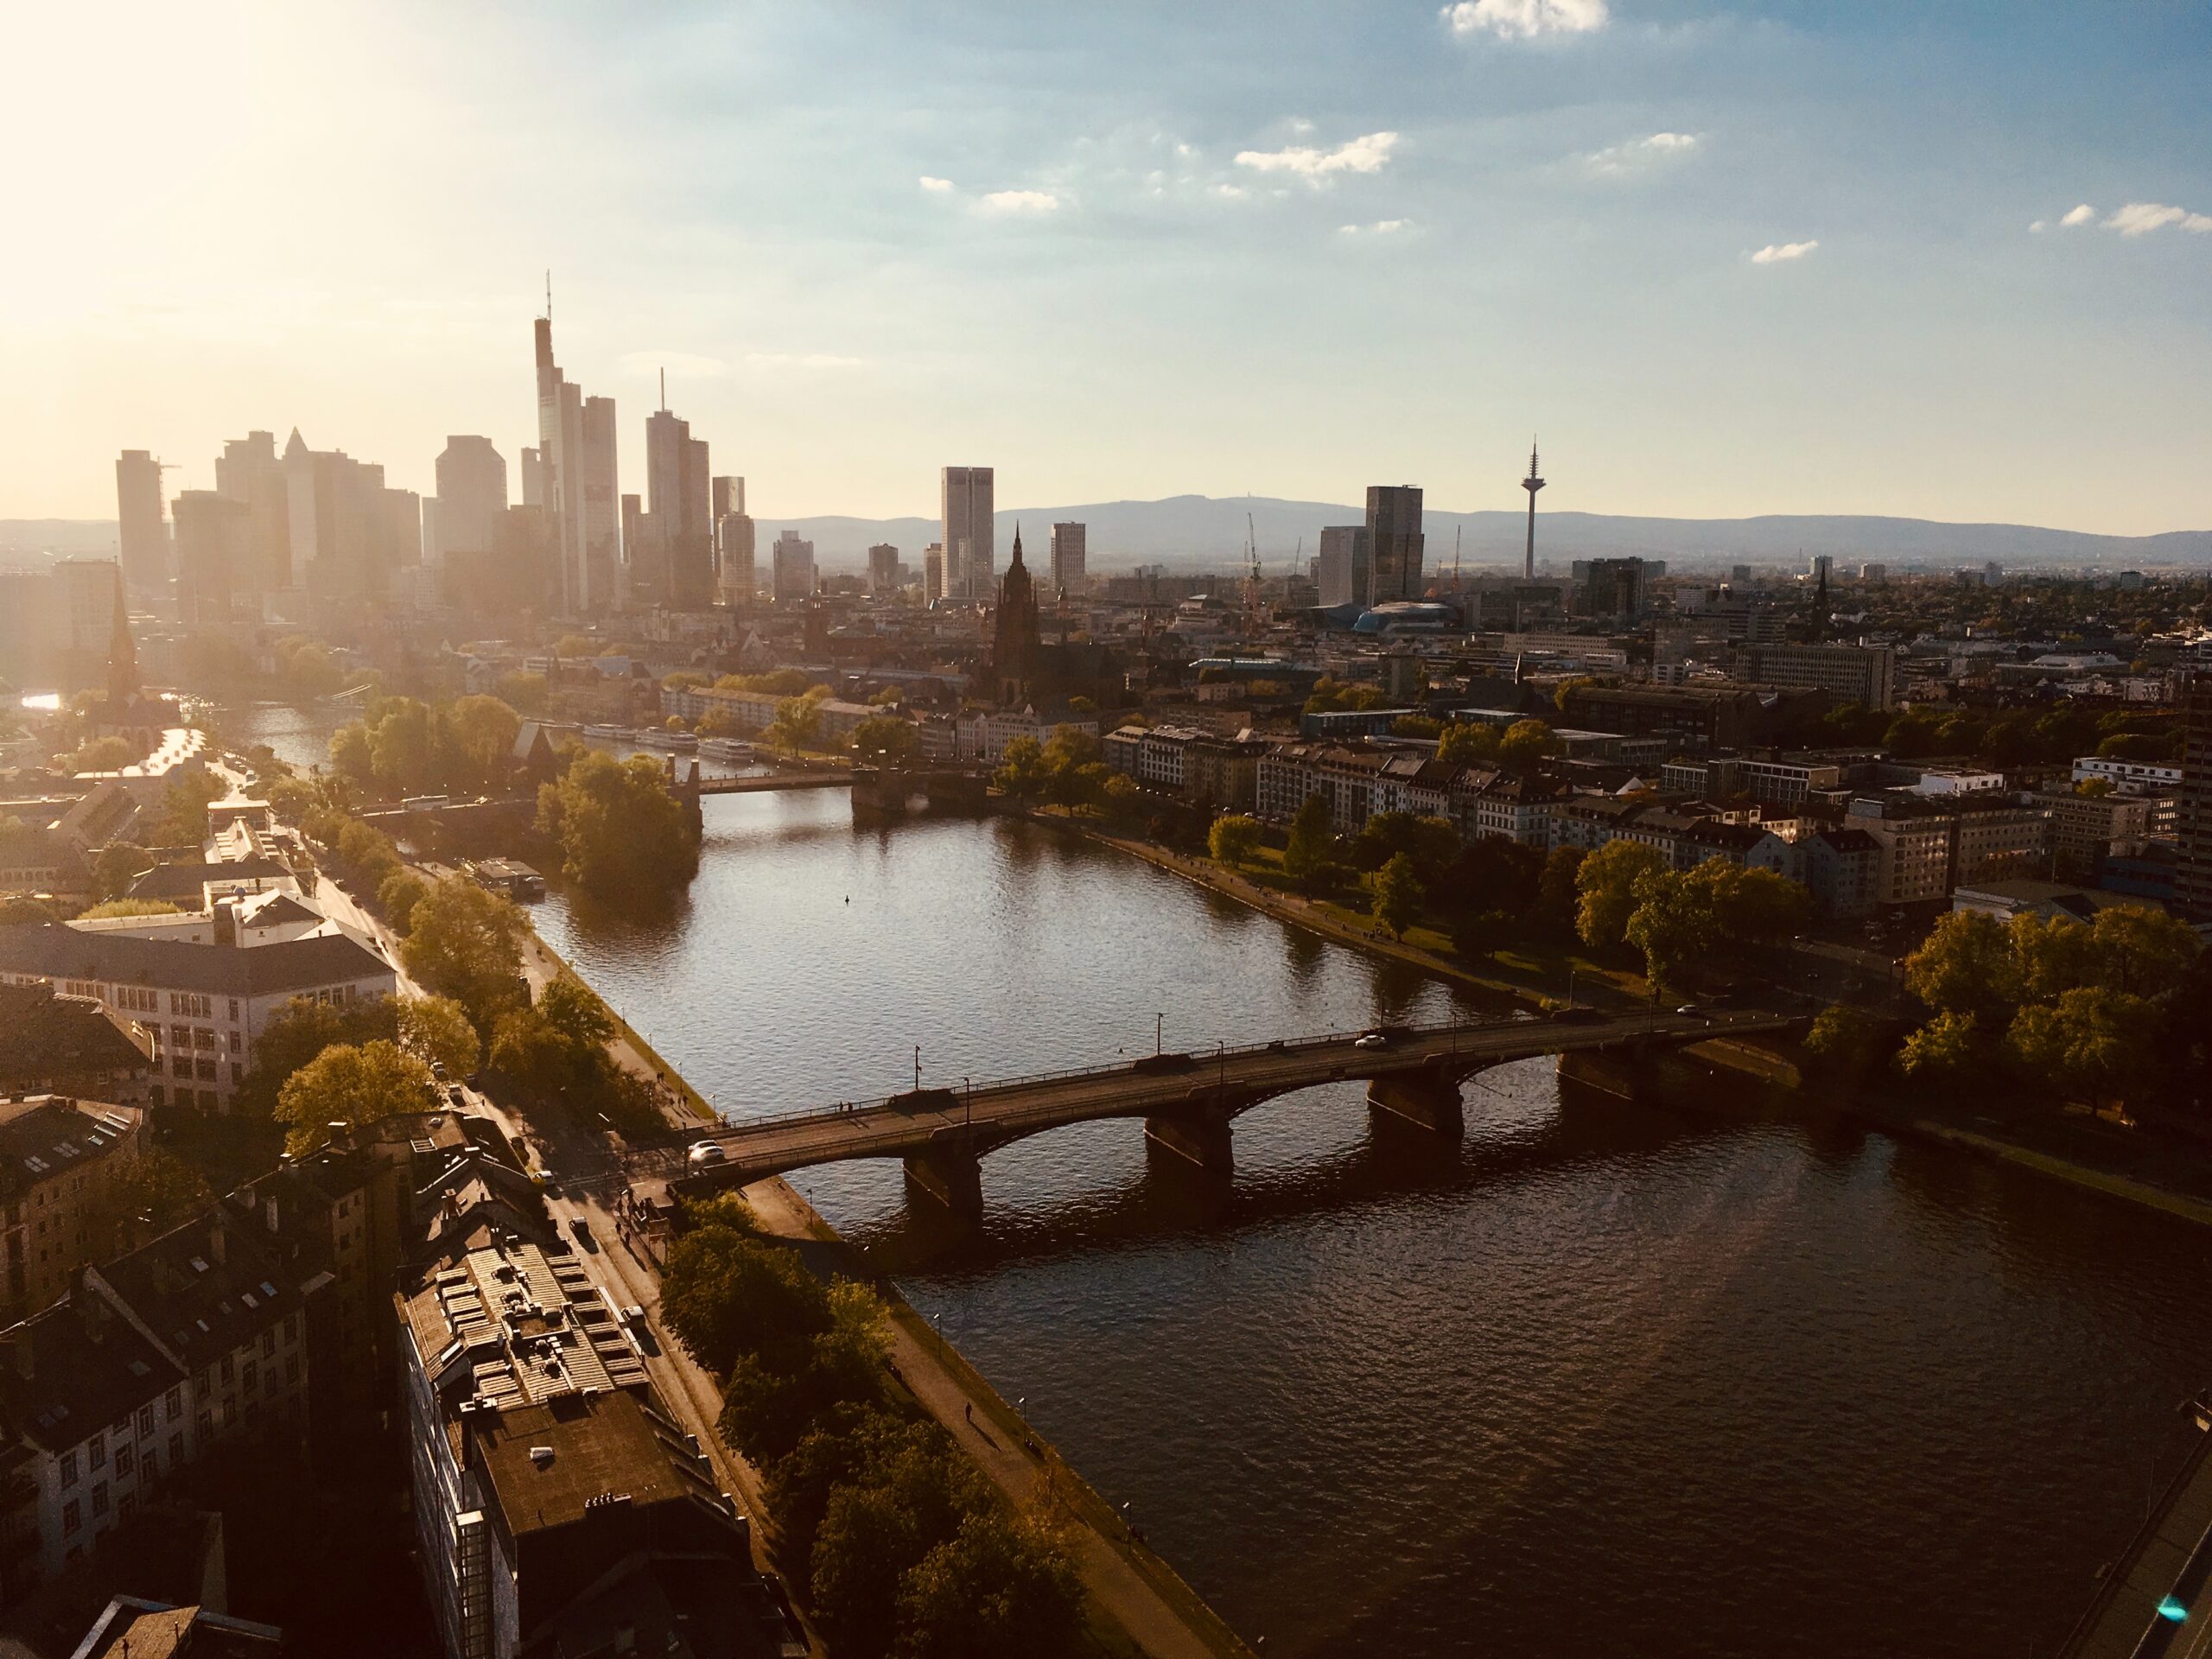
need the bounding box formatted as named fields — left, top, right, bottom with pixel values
left=12, top=499, right=2207, bottom=575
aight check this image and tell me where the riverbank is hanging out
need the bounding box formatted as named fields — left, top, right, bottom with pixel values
left=1033, top=812, right=2212, bottom=1235
left=523, top=925, right=1256, bottom=1659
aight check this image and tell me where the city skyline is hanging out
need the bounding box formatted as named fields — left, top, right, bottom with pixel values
left=5, top=3, right=2210, bottom=537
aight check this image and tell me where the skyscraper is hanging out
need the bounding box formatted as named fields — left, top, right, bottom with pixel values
left=534, top=315, right=588, bottom=612
left=214, top=431, right=292, bottom=594
left=941, top=467, right=994, bottom=600
left=771, top=531, right=815, bottom=602
left=433, top=436, right=509, bottom=563
left=581, top=396, right=620, bottom=611
left=645, top=390, right=712, bottom=609
left=282, top=429, right=404, bottom=601
left=868, top=543, right=899, bottom=594
left=1364, top=486, right=1423, bottom=603
left=714, top=476, right=755, bottom=605
left=2179, top=673, right=2212, bottom=920
left=1049, top=522, right=1086, bottom=596
left=924, top=544, right=944, bottom=604
left=1316, top=524, right=1368, bottom=609
left=114, top=451, right=168, bottom=594
left=172, top=490, right=250, bottom=625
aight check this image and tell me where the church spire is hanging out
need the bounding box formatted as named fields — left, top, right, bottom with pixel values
left=1010, top=523, right=1024, bottom=567
left=105, top=565, right=140, bottom=711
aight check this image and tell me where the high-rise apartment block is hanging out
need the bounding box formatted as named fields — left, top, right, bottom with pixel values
left=113, top=452, right=168, bottom=594
left=771, top=531, right=815, bottom=602
left=941, top=466, right=994, bottom=600
left=868, top=543, right=899, bottom=594
left=1317, top=524, right=1368, bottom=609
left=1364, top=486, right=1424, bottom=603
left=1049, top=522, right=1086, bottom=595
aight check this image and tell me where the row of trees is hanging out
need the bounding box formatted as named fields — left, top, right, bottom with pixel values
left=994, top=727, right=1141, bottom=818
left=1813, top=699, right=2177, bottom=767
left=1571, top=840, right=1811, bottom=993
left=659, top=1201, right=1080, bottom=1658
left=329, top=694, right=522, bottom=797
left=1839, top=903, right=2209, bottom=1112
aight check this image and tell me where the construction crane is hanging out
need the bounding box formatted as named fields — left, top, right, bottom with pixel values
left=1244, top=511, right=1262, bottom=614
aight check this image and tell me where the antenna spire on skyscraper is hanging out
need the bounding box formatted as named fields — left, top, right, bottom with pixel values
left=545, top=270, right=552, bottom=321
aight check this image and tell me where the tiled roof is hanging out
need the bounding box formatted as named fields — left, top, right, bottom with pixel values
left=0, top=925, right=392, bottom=998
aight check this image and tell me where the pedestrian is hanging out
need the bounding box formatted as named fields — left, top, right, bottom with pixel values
left=963, top=1402, right=973, bottom=1424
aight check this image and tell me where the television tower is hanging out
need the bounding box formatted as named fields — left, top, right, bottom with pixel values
left=1521, top=437, right=1545, bottom=580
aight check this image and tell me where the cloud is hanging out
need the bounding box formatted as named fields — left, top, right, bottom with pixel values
left=1585, top=130, right=1700, bottom=177
left=1212, top=182, right=1248, bottom=200
left=2061, top=203, right=2095, bottom=226
left=976, top=189, right=1060, bottom=215
left=1338, top=219, right=1414, bottom=237
left=1234, top=130, right=1399, bottom=183
left=2029, top=220, right=2047, bottom=233
left=1441, top=0, right=1608, bottom=40
left=1750, top=239, right=1818, bottom=264
left=918, top=175, right=954, bottom=194
left=2105, top=200, right=2212, bottom=237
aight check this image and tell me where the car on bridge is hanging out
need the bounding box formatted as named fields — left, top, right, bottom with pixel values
left=687, top=1141, right=728, bottom=1169
left=1353, top=1032, right=1389, bottom=1049
left=1548, top=1007, right=1605, bottom=1025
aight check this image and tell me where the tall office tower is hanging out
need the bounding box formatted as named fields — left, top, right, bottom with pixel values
left=924, top=543, right=944, bottom=604
left=645, top=396, right=713, bottom=608
left=1316, top=524, right=1369, bottom=609
left=771, top=530, right=815, bottom=602
left=433, top=436, right=508, bottom=563
left=1521, top=440, right=1545, bottom=580
left=520, top=447, right=545, bottom=508
left=712, top=475, right=754, bottom=605
left=581, top=396, right=620, bottom=612
left=214, top=430, right=293, bottom=594
left=2179, top=674, right=2212, bottom=920
left=1049, top=522, right=1086, bottom=596
left=283, top=429, right=398, bottom=601
left=172, top=490, right=250, bottom=625
left=114, top=451, right=168, bottom=594
left=941, top=466, right=994, bottom=599
left=868, top=543, right=899, bottom=594
left=1579, top=556, right=1649, bottom=620
left=385, top=488, right=423, bottom=568
left=1364, top=486, right=1424, bottom=603
left=712, top=475, right=744, bottom=521
left=620, top=494, right=650, bottom=598
left=533, top=314, right=595, bottom=613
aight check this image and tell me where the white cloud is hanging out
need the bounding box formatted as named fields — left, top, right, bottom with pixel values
left=2029, top=219, right=2047, bottom=233
left=1338, top=219, right=1414, bottom=236
left=976, top=189, right=1060, bottom=216
left=1750, top=239, right=1818, bottom=264
left=1441, top=0, right=1608, bottom=40
left=918, top=175, right=954, bottom=194
left=2105, top=200, right=2212, bottom=237
left=1584, top=130, right=1700, bottom=177
left=1212, top=182, right=1248, bottom=200
left=1234, top=130, right=1399, bottom=183
left=2060, top=202, right=2095, bottom=226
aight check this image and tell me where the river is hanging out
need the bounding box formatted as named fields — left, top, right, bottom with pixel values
left=220, top=704, right=2212, bottom=1656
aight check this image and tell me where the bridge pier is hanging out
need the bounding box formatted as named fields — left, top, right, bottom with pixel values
left=902, top=1147, right=984, bottom=1221
left=1143, top=1106, right=1235, bottom=1177
left=1365, top=1068, right=1466, bottom=1139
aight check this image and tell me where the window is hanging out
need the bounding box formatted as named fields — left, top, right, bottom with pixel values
left=260, top=1329, right=275, bottom=1358
left=168, top=1432, right=183, bottom=1465
left=60, top=1451, right=77, bottom=1486
left=164, top=1385, right=181, bottom=1421
left=118, top=1491, right=136, bottom=1521
left=61, top=1501, right=79, bottom=1536
left=285, top=1313, right=301, bottom=1342
left=219, top=1356, right=232, bottom=1383
left=168, top=1024, right=190, bottom=1046
left=227, top=998, right=239, bottom=1020
left=168, top=992, right=212, bottom=1018
left=171, top=1057, right=192, bottom=1078
left=284, top=1355, right=300, bottom=1385
left=228, top=1031, right=241, bottom=1052
left=115, top=1445, right=133, bottom=1479
left=142, top=1446, right=158, bottom=1480
left=241, top=1362, right=257, bottom=1397
left=231, top=1064, right=242, bottom=1084
left=195, top=1058, right=216, bottom=1080
left=137, top=1405, right=153, bottom=1438
left=90, top=1483, right=107, bottom=1516
left=88, top=1433, right=103, bottom=1471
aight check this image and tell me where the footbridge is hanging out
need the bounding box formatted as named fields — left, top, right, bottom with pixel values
left=627, top=1007, right=1797, bottom=1218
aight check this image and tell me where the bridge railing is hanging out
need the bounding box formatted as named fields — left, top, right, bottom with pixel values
left=655, top=1008, right=1749, bottom=1154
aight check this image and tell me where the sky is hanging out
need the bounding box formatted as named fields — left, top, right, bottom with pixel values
left=3, top=0, right=2209, bottom=535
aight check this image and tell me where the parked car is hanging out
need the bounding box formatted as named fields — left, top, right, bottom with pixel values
left=568, top=1216, right=594, bottom=1248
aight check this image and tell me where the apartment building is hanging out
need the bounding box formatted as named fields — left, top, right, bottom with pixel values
left=0, top=1096, right=144, bottom=1324
left=2033, top=788, right=2157, bottom=879
left=0, top=983, right=152, bottom=1107
left=1844, top=791, right=2053, bottom=904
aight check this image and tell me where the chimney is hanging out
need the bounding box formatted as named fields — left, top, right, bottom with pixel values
left=264, top=1194, right=278, bottom=1234
left=208, top=1219, right=226, bottom=1267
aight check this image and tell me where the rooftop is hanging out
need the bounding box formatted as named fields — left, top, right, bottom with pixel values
left=404, top=1239, right=646, bottom=1419
left=0, top=924, right=394, bottom=998
left=0, top=982, right=149, bottom=1089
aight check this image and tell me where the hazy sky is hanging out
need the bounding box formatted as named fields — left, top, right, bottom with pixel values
left=5, top=1, right=2209, bottom=533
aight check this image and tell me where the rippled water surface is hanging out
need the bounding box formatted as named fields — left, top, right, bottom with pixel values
left=232, top=707, right=2212, bottom=1658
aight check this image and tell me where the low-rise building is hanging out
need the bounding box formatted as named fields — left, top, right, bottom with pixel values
left=1844, top=791, right=2053, bottom=904
left=1184, top=734, right=1269, bottom=815
left=0, top=984, right=151, bottom=1107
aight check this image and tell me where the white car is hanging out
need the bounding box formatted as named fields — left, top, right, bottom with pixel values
left=1353, top=1032, right=1389, bottom=1050
left=686, top=1141, right=728, bottom=1168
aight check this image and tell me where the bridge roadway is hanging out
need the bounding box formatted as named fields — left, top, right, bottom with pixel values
left=695, top=769, right=852, bottom=794
left=626, top=1007, right=1797, bottom=1217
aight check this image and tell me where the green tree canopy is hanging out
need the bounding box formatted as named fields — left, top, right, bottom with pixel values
left=274, top=1038, right=438, bottom=1154
left=378, top=868, right=431, bottom=935
left=1575, top=840, right=1667, bottom=950
left=850, top=716, right=918, bottom=764
left=1497, top=719, right=1559, bottom=771
left=536, top=749, right=701, bottom=899
left=89, top=842, right=155, bottom=904
left=401, top=879, right=528, bottom=1029
left=990, top=736, right=1045, bottom=802
left=397, top=994, right=480, bottom=1078
left=1897, top=1010, right=1982, bottom=1082
left=1207, top=814, right=1262, bottom=868
left=1282, top=794, right=1338, bottom=892
left=1373, top=852, right=1426, bottom=938
left=1904, top=911, right=2020, bottom=1020
left=1438, top=723, right=1501, bottom=768
left=893, top=1509, right=1083, bottom=1659
left=2005, top=987, right=2162, bottom=1106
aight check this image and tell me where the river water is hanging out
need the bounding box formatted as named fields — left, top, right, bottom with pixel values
left=227, top=708, right=2212, bottom=1656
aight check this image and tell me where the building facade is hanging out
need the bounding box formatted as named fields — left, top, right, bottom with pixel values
left=941, top=465, right=995, bottom=600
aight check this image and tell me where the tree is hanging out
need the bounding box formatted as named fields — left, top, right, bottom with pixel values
left=96, top=1149, right=214, bottom=1253
left=1497, top=719, right=1559, bottom=772
left=894, top=1509, right=1084, bottom=1659
left=330, top=721, right=375, bottom=785
left=149, top=772, right=226, bottom=847
left=1373, top=853, right=1425, bottom=938
left=990, top=737, right=1046, bottom=802
left=274, top=1039, right=438, bottom=1153
left=1535, top=845, right=1586, bottom=935
left=1390, top=715, right=1441, bottom=740
left=2005, top=988, right=2162, bottom=1106
left=0, top=895, right=62, bottom=925
left=89, top=842, right=155, bottom=904
left=850, top=716, right=918, bottom=765
left=1622, top=868, right=1719, bottom=992
left=378, top=868, right=431, bottom=935
left=401, top=880, right=528, bottom=1029
left=65, top=735, right=139, bottom=772
left=2090, top=904, right=2202, bottom=997
left=447, top=695, right=520, bottom=785
left=1207, top=814, right=1262, bottom=868
left=235, top=996, right=398, bottom=1115
left=536, top=749, right=700, bottom=899
left=659, top=1226, right=832, bottom=1376
left=2008, top=912, right=2104, bottom=1002
left=75, top=898, right=183, bottom=919
left=1804, top=1006, right=1891, bottom=1081
left=1904, top=910, right=2018, bottom=1020
left=766, top=690, right=827, bottom=752
left=397, top=994, right=480, bottom=1078
left=1453, top=907, right=1516, bottom=963
left=538, top=971, right=616, bottom=1052
left=1282, top=795, right=1336, bottom=892
left=1575, top=840, right=1666, bottom=950
left=1896, top=1010, right=1982, bottom=1083
left=1438, top=722, right=1501, bottom=768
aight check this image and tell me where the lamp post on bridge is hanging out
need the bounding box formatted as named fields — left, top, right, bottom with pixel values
left=963, top=1076, right=972, bottom=1133
left=913, top=1045, right=921, bottom=1092
left=1155, top=1011, right=1165, bottom=1056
